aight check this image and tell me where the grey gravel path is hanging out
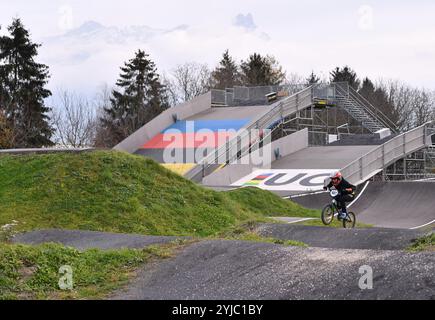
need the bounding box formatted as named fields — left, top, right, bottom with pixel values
left=12, top=228, right=434, bottom=299
left=257, top=223, right=425, bottom=250
left=111, top=240, right=435, bottom=300
left=12, top=229, right=185, bottom=250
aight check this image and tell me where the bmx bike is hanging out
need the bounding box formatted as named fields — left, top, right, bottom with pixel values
left=321, top=188, right=356, bottom=228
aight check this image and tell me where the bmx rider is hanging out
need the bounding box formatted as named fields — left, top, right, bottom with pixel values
left=323, top=171, right=356, bottom=219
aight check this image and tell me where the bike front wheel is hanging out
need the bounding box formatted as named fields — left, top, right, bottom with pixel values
left=321, top=204, right=335, bottom=225
left=343, top=212, right=356, bottom=228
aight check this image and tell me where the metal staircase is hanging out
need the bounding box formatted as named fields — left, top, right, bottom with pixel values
left=334, top=82, right=397, bottom=133
left=335, top=96, right=383, bottom=132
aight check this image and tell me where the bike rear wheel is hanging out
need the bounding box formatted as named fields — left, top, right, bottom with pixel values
left=343, top=212, right=356, bottom=228
left=321, top=204, right=335, bottom=225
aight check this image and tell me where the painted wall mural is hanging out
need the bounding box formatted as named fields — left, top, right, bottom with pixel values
left=231, top=169, right=338, bottom=191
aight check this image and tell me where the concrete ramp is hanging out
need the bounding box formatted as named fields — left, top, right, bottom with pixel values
left=134, top=106, right=271, bottom=166
left=350, top=182, right=435, bottom=229
left=257, top=224, right=423, bottom=250
left=292, top=181, right=435, bottom=229
left=272, top=145, right=376, bottom=169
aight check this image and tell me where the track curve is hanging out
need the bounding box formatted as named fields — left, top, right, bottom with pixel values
left=291, top=181, right=435, bottom=229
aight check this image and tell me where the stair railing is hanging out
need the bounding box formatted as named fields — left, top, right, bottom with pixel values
left=334, top=82, right=398, bottom=133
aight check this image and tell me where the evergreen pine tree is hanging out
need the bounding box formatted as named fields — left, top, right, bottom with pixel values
left=330, top=66, right=361, bottom=90
left=101, top=50, right=168, bottom=146
left=0, top=18, right=53, bottom=147
left=358, top=77, right=376, bottom=98
left=211, top=50, right=241, bottom=89
left=240, top=53, right=285, bottom=86
left=359, top=77, right=399, bottom=126
left=306, top=71, right=320, bottom=85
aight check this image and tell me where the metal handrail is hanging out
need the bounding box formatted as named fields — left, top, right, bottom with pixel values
left=334, top=82, right=397, bottom=132
left=347, top=87, right=398, bottom=131
left=340, top=120, right=433, bottom=184
left=335, top=84, right=380, bottom=128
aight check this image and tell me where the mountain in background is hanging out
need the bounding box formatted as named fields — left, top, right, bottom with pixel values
left=55, top=20, right=190, bottom=44
left=42, top=20, right=186, bottom=63
left=37, top=18, right=270, bottom=96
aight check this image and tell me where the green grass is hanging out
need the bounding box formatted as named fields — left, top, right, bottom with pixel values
left=226, top=187, right=318, bottom=218
left=0, top=242, right=174, bottom=300
left=407, top=233, right=435, bottom=252
left=230, top=231, right=307, bottom=247
left=0, top=151, right=318, bottom=237
left=236, top=232, right=307, bottom=247
left=215, top=221, right=307, bottom=247
left=296, top=219, right=373, bottom=228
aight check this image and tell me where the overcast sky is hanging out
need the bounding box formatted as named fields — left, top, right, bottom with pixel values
left=1, top=0, right=435, bottom=97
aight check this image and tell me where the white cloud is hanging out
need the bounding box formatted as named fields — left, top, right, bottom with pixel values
left=38, top=19, right=276, bottom=96
left=0, top=1, right=428, bottom=96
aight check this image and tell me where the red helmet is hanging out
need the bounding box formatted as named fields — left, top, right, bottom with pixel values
left=330, top=171, right=342, bottom=185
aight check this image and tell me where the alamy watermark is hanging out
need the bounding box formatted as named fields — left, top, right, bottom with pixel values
left=161, top=123, right=272, bottom=167
left=358, top=265, right=373, bottom=290
left=59, top=265, right=73, bottom=290
left=358, top=5, right=374, bottom=31
left=58, top=5, right=74, bottom=31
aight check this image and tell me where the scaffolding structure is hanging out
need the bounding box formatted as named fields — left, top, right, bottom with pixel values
left=378, top=144, right=435, bottom=181
left=271, top=104, right=435, bottom=182
left=272, top=104, right=371, bottom=146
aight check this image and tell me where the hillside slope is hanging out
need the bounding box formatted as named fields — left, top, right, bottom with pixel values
left=0, top=151, right=317, bottom=236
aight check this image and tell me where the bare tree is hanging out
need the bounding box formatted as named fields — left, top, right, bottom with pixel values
left=0, top=109, right=13, bottom=148
left=284, top=73, right=304, bottom=86
left=378, top=80, right=414, bottom=131
left=165, top=62, right=211, bottom=106
left=431, top=91, right=435, bottom=122
left=411, top=88, right=434, bottom=127
left=378, top=79, right=435, bottom=131
left=92, top=84, right=118, bottom=148
left=51, top=90, right=97, bottom=148
left=161, top=73, right=179, bottom=108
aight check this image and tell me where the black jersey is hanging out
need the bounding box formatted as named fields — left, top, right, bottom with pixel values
left=326, top=178, right=356, bottom=195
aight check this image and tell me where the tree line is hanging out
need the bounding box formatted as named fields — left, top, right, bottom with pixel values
left=1, top=18, right=434, bottom=149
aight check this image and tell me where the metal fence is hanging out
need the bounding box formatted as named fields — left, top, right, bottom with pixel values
left=312, top=83, right=336, bottom=100
left=211, top=84, right=308, bottom=106
left=210, top=90, right=227, bottom=105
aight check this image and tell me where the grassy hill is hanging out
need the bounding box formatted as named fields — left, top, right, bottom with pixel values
left=0, top=151, right=318, bottom=237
